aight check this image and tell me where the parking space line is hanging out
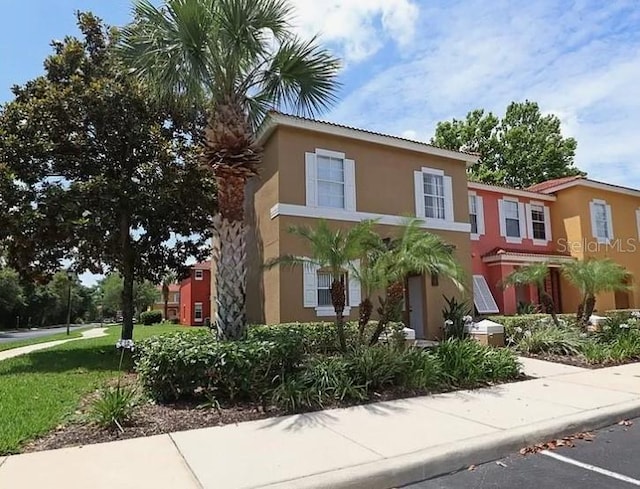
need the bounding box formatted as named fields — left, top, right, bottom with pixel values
left=541, top=450, right=640, bottom=486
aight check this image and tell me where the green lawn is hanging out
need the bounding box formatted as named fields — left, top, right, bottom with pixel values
left=0, top=323, right=191, bottom=455
left=0, top=328, right=90, bottom=353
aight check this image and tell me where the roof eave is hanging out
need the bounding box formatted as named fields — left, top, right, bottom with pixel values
left=468, top=182, right=556, bottom=201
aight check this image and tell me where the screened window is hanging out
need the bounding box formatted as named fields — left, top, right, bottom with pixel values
left=504, top=200, right=520, bottom=238
left=194, top=303, right=203, bottom=321
left=469, top=195, right=478, bottom=234
left=531, top=205, right=546, bottom=240
left=423, top=173, right=445, bottom=219
left=195, top=269, right=204, bottom=280
left=317, top=155, right=345, bottom=209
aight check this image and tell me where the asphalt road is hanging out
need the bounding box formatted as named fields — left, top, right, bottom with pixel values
left=0, top=324, right=92, bottom=343
left=405, top=417, right=640, bottom=488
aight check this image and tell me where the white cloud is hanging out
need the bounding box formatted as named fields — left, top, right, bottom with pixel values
left=289, top=0, right=419, bottom=62
left=326, top=0, right=640, bottom=187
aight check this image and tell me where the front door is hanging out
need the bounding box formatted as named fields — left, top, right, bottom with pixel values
left=407, top=275, right=425, bottom=339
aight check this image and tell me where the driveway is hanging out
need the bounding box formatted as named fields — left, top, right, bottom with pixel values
left=0, top=325, right=96, bottom=343
left=405, top=417, right=640, bottom=488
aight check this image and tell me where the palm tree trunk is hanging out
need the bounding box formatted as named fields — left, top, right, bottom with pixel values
left=357, top=297, right=373, bottom=344
left=331, top=277, right=347, bottom=352
left=370, top=281, right=404, bottom=346
left=212, top=214, right=247, bottom=340
left=163, top=300, right=168, bottom=321
left=583, top=294, right=596, bottom=326
left=540, top=290, right=559, bottom=327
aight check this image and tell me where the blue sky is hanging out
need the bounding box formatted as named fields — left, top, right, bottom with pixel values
left=2, top=0, right=640, bottom=285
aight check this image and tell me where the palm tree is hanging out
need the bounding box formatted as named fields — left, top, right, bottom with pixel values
left=265, top=220, right=377, bottom=352
left=161, top=271, right=177, bottom=321
left=502, top=263, right=560, bottom=327
left=120, top=0, right=340, bottom=340
left=562, top=258, right=631, bottom=326
left=368, top=219, right=466, bottom=346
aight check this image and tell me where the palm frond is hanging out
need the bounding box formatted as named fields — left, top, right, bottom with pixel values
left=562, top=258, right=631, bottom=296
left=502, top=263, right=549, bottom=289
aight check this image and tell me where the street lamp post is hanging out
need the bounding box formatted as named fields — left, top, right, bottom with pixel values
left=66, top=271, right=73, bottom=336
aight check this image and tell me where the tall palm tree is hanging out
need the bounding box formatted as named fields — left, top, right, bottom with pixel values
left=502, top=263, right=560, bottom=327
left=368, top=219, right=466, bottom=346
left=265, top=220, right=377, bottom=352
left=161, top=271, right=177, bottom=320
left=562, top=258, right=631, bottom=326
left=120, top=0, right=340, bottom=340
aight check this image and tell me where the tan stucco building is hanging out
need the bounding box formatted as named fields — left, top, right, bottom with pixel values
left=245, top=113, right=478, bottom=339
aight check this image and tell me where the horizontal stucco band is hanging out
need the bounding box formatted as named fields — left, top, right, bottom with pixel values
left=270, top=203, right=472, bottom=233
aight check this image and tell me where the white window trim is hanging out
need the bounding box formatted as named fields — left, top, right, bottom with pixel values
left=194, top=269, right=204, bottom=280
left=270, top=203, right=471, bottom=233
left=499, top=197, right=526, bottom=244
left=526, top=200, right=551, bottom=246
left=305, top=148, right=356, bottom=212
left=414, top=167, right=454, bottom=223
left=468, top=191, right=485, bottom=240
left=302, top=258, right=357, bottom=317
left=194, top=302, right=203, bottom=322
left=590, top=198, right=613, bottom=244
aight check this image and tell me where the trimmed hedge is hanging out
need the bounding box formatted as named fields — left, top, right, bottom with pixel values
left=135, top=323, right=522, bottom=410
left=140, top=310, right=163, bottom=325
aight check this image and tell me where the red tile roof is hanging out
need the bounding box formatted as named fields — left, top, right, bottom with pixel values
left=482, top=247, right=571, bottom=258
left=191, top=260, right=211, bottom=270
left=527, top=176, right=583, bottom=193
left=156, top=284, right=180, bottom=293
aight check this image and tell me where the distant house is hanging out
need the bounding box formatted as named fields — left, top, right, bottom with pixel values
left=179, top=261, right=211, bottom=326
left=151, top=283, right=180, bottom=320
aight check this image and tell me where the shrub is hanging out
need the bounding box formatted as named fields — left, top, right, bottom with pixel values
left=435, top=339, right=521, bottom=386
left=597, top=312, right=640, bottom=343
left=442, top=296, right=471, bottom=340
left=394, top=348, right=445, bottom=390
left=89, top=384, right=139, bottom=429
left=347, top=346, right=406, bottom=390
left=135, top=331, right=302, bottom=402
left=140, top=310, right=162, bottom=325
left=514, top=326, right=584, bottom=356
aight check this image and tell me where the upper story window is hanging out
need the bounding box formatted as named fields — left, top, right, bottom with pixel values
left=468, top=192, right=485, bottom=240
left=423, top=173, right=445, bottom=219
left=530, top=204, right=546, bottom=240
left=504, top=200, right=520, bottom=238
left=317, top=155, right=345, bottom=209
left=195, top=269, right=204, bottom=280
left=499, top=198, right=525, bottom=243
left=305, top=149, right=356, bottom=211
left=590, top=199, right=613, bottom=243
left=414, top=167, right=453, bottom=222
left=172, top=292, right=180, bottom=303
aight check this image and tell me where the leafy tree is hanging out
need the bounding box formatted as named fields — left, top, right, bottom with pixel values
left=134, top=280, right=160, bottom=316
left=0, top=13, right=216, bottom=339
left=431, top=101, right=583, bottom=188
left=120, top=0, right=340, bottom=340
left=562, top=258, right=631, bottom=326
left=266, top=220, right=377, bottom=352
left=0, top=268, right=25, bottom=328
left=502, top=263, right=560, bottom=327
left=98, top=273, right=159, bottom=318
left=366, top=219, right=465, bottom=346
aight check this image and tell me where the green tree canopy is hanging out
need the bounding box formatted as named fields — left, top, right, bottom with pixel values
left=0, top=13, right=217, bottom=339
left=431, top=101, right=584, bottom=188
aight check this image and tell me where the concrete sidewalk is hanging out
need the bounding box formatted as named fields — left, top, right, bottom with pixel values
left=1, top=359, right=639, bottom=489
left=0, top=327, right=108, bottom=362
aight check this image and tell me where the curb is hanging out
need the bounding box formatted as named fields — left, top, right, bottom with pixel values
left=263, top=400, right=640, bottom=489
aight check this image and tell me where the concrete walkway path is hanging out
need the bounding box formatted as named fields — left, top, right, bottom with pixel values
left=1, top=360, right=639, bottom=489
left=0, top=327, right=109, bottom=362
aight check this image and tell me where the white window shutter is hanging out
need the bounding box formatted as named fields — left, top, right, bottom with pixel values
left=344, top=158, right=356, bottom=211
left=414, top=171, right=425, bottom=218
left=606, top=204, right=614, bottom=239
left=498, top=199, right=506, bottom=237
left=518, top=202, right=526, bottom=238
left=443, top=175, right=454, bottom=222
left=348, top=260, right=361, bottom=307
left=525, top=203, right=533, bottom=239
left=589, top=201, right=598, bottom=239
left=303, top=261, right=319, bottom=308
left=476, top=196, right=485, bottom=236
left=305, top=152, right=317, bottom=207
left=473, top=275, right=499, bottom=314
left=544, top=206, right=552, bottom=241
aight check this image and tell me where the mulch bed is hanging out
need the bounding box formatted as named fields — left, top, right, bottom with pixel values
left=23, top=375, right=529, bottom=453
left=523, top=353, right=640, bottom=369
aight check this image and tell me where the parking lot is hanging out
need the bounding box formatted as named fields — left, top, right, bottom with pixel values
left=406, top=417, right=640, bottom=488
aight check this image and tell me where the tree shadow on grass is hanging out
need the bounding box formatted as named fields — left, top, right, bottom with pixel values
left=0, top=344, right=132, bottom=376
